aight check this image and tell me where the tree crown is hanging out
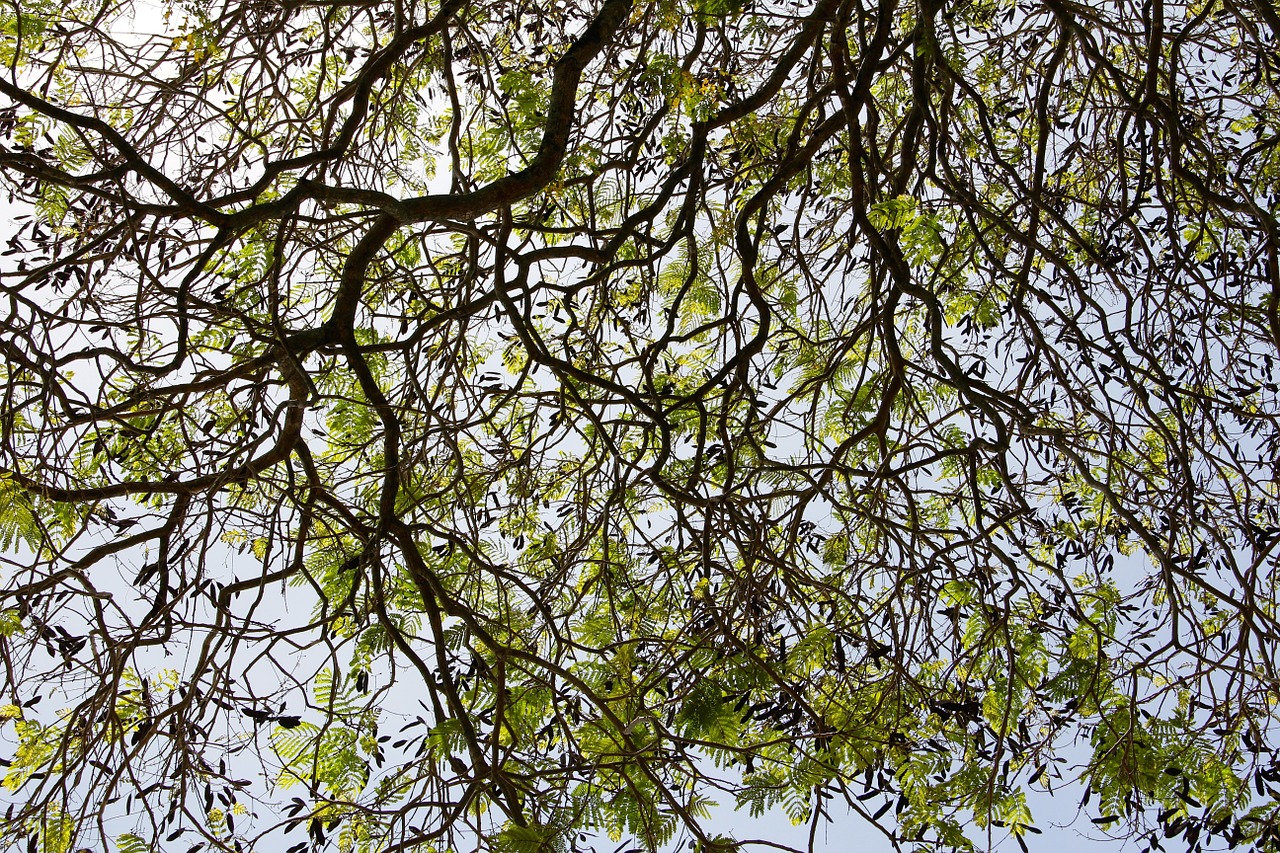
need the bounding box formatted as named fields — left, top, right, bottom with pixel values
left=1, top=0, right=1280, bottom=851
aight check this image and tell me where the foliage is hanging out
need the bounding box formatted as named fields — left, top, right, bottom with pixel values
left=1, top=0, right=1280, bottom=851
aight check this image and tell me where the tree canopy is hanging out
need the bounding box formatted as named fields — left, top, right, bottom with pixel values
left=1, top=0, right=1279, bottom=850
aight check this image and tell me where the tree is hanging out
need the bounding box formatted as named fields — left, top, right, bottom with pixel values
left=1, top=0, right=1279, bottom=849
